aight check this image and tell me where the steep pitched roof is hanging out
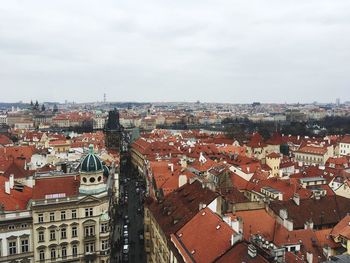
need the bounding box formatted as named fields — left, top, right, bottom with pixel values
left=0, top=134, right=13, bottom=145
left=340, top=134, right=350, bottom=144
left=3, top=161, right=34, bottom=179
left=269, top=196, right=350, bottom=229
left=0, top=176, right=32, bottom=211
left=235, top=209, right=276, bottom=241
left=146, top=180, right=219, bottom=238
left=172, top=207, right=236, bottom=263
left=215, top=242, right=268, bottom=263
left=330, top=215, right=350, bottom=240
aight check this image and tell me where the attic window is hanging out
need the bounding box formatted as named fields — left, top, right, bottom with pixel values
left=216, top=225, right=221, bottom=230
left=201, top=212, right=206, bottom=216
left=191, top=250, right=196, bottom=255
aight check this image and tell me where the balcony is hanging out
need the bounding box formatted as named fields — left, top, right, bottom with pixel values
left=100, top=249, right=110, bottom=256
left=84, top=234, right=96, bottom=242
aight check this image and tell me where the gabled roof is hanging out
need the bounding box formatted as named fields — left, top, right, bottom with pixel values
left=150, top=160, right=195, bottom=196
left=269, top=196, right=350, bottom=229
left=235, top=209, right=276, bottom=241
left=215, top=241, right=268, bottom=263
left=0, top=134, right=13, bottom=145
left=246, top=133, right=266, bottom=148
left=0, top=176, right=32, bottom=211
left=172, top=207, right=236, bottom=263
left=340, top=134, right=350, bottom=144
left=3, top=161, right=34, bottom=179
left=296, top=145, right=328, bottom=156
left=265, top=132, right=284, bottom=146
left=146, top=180, right=219, bottom=238
left=0, top=145, right=35, bottom=162
left=330, top=215, right=350, bottom=240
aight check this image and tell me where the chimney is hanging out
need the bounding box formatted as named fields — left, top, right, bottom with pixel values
left=181, top=158, right=187, bottom=168
left=199, top=202, right=206, bottom=211
left=293, top=193, right=300, bottom=206
left=168, top=163, right=174, bottom=173
left=248, top=244, right=257, bottom=258
left=306, top=252, right=313, bottom=263
left=5, top=181, right=10, bottom=194
left=9, top=174, right=14, bottom=189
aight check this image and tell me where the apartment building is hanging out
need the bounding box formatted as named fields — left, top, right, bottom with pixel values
left=31, top=146, right=111, bottom=263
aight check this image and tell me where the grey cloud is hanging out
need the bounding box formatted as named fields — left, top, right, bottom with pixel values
left=0, top=0, right=349, bottom=103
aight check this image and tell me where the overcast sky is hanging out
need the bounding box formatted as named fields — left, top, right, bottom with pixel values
left=0, top=0, right=349, bottom=103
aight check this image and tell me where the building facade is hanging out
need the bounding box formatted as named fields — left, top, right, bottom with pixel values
left=31, top=146, right=112, bottom=263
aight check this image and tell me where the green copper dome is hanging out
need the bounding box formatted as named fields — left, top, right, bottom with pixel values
left=80, top=145, right=103, bottom=173
left=103, top=165, right=110, bottom=177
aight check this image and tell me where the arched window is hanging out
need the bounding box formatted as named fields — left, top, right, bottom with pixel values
left=50, top=248, right=56, bottom=260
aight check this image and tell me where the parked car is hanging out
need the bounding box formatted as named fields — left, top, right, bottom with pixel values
left=123, top=230, right=129, bottom=238
left=124, top=238, right=129, bottom=244
left=123, top=244, right=129, bottom=254
left=124, top=215, right=129, bottom=224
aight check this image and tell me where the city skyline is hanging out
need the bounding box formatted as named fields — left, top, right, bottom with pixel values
left=0, top=0, right=350, bottom=103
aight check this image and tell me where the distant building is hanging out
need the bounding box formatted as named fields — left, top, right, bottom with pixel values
left=104, top=109, right=122, bottom=152
left=339, top=135, right=350, bottom=156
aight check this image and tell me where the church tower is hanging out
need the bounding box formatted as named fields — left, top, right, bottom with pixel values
left=104, top=109, right=122, bottom=152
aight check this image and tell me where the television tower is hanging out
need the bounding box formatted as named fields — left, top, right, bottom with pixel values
left=104, top=93, right=106, bottom=103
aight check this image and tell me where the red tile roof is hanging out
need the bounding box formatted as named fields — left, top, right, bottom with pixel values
left=340, top=134, right=350, bottom=144
left=266, top=133, right=284, bottom=146
left=3, top=161, right=34, bottom=179
left=296, top=145, right=328, bottom=156
left=32, top=175, right=80, bottom=200
left=330, top=215, right=350, bottom=240
left=269, top=196, right=350, bottom=229
left=0, top=176, right=32, bottom=211
left=235, top=209, right=276, bottom=241
left=149, top=160, right=195, bottom=197
left=0, top=145, right=35, bottom=162
left=247, top=133, right=266, bottom=148
left=0, top=134, right=13, bottom=145
left=172, top=207, right=236, bottom=263
left=146, top=180, right=219, bottom=238
left=266, top=152, right=281, bottom=159
left=273, top=225, right=326, bottom=262
left=230, top=172, right=249, bottom=190
left=215, top=242, right=268, bottom=263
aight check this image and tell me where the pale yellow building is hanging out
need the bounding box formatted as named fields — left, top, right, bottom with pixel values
left=31, top=146, right=112, bottom=263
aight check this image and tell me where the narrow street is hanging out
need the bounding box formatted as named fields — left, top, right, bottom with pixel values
left=111, top=154, right=146, bottom=263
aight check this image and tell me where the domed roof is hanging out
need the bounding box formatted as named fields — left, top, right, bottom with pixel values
left=103, top=165, right=110, bottom=177
left=80, top=145, right=103, bottom=173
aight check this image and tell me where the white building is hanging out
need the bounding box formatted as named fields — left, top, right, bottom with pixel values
left=339, top=135, right=350, bottom=156
left=0, top=115, right=7, bottom=124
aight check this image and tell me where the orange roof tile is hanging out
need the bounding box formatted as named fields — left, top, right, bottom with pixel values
left=173, top=207, right=236, bottom=263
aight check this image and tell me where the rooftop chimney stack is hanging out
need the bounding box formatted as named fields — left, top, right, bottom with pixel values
left=5, top=181, right=10, bottom=194
left=293, top=193, right=300, bottom=206
left=248, top=244, right=257, bottom=258
left=9, top=174, right=14, bottom=189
